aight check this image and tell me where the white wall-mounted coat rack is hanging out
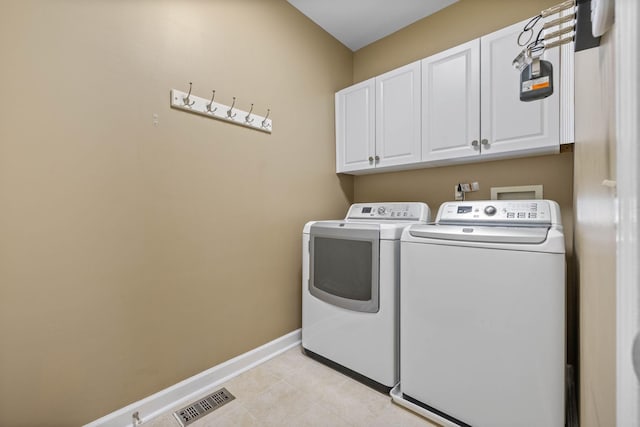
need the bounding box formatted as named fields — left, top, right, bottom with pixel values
left=170, top=84, right=272, bottom=133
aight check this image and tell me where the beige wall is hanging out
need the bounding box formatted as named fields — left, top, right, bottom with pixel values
left=573, top=37, right=617, bottom=426
left=354, top=152, right=574, bottom=241
left=0, top=1, right=352, bottom=425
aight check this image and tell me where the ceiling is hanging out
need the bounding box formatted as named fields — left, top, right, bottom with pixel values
left=286, top=0, right=459, bottom=51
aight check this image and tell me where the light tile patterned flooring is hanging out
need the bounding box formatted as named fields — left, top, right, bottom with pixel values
left=145, top=345, right=437, bottom=427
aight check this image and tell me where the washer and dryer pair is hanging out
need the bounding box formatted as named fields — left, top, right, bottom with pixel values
left=302, top=200, right=566, bottom=427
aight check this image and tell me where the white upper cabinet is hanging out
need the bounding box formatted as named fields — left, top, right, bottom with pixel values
left=421, top=39, right=481, bottom=162
left=421, top=18, right=560, bottom=164
left=480, top=19, right=559, bottom=159
left=335, top=62, right=421, bottom=173
left=336, top=16, right=569, bottom=175
left=335, top=79, right=375, bottom=173
left=375, top=61, right=422, bottom=168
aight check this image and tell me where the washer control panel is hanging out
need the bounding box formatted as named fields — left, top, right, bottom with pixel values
left=437, top=200, right=554, bottom=225
left=347, top=202, right=430, bottom=222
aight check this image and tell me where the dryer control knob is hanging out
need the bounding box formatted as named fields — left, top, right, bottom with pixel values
left=484, top=205, right=497, bottom=216
left=377, top=207, right=386, bottom=215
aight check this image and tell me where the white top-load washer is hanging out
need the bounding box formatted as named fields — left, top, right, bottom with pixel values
left=302, top=202, right=430, bottom=392
left=392, top=200, right=565, bottom=427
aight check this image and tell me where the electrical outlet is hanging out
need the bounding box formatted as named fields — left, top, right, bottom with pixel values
left=454, top=185, right=464, bottom=201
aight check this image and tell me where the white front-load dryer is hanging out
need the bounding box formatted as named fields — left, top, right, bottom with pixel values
left=302, top=202, right=430, bottom=392
left=392, top=200, right=566, bottom=427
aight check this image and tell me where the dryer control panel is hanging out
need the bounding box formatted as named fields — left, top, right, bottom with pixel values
left=347, top=202, right=430, bottom=222
left=437, top=200, right=559, bottom=226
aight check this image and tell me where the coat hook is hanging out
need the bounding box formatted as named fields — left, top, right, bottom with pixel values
left=245, top=104, right=254, bottom=124
left=227, top=97, right=237, bottom=119
left=206, top=90, right=217, bottom=113
left=261, top=109, right=271, bottom=128
left=183, top=82, right=195, bottom=107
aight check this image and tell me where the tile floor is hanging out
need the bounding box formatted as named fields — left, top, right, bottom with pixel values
left=144, top=346, right=437, bottom=427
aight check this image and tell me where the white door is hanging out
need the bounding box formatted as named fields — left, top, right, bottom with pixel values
left=421, top=39, right=480, bottom=162
left=335, top=78, right=375, bottom=173
left=616, top=0, right=640, bottom=424
left=480, top=18, right=559, bottom=159
left=375, top=61, right=422, bottom=168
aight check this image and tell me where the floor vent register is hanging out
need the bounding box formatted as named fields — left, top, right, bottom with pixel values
left=173, top=388, right=235, bottom=426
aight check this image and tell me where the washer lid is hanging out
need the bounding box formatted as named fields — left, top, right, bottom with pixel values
left=408, top=224, right=550, bottom=244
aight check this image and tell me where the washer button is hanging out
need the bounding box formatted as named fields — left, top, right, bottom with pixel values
left=484, top=205, right=497, bottom=216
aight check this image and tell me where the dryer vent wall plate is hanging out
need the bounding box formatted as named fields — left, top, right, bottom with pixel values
left=591, top=0, right=614, bottom=37
left=490, top=185, right=543, bottom=200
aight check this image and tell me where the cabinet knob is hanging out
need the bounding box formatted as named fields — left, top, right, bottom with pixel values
left=375, top=155, right=380, bottom=161
left=368, top=156, right=374, bottom=162
left=481, top=139, right=489, bottom=145
left=471, top=140, right=479, bottom=147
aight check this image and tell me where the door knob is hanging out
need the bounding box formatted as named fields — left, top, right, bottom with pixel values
left=471, top=140, right=479, bottom=147
left=375, top=155, right=380, bottom=161
left=368, top=156, right=374, bottom=162
left=481, top=139, right=489, bottom=145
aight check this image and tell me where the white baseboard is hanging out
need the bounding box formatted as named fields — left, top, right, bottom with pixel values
left=84, top=329, right=301, bottom=427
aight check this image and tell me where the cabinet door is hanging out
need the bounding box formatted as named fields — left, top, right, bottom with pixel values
left=335, top=79, right=376, bottom=173
left=421, top=39, right=480, bottom=162
left=375, top=61, right=422, bottom=168
left=480, top=18, right=560, bottom=158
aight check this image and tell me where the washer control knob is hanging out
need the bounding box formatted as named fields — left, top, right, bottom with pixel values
left=484, top=205, right=497, bottom=216
left=377, top=207, right=386, bottom=215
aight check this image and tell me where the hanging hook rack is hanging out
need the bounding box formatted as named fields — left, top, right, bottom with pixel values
left=245, top=104, right=254, bottom=124
left=183, top=82, right=195, bottom=107
left=170, top=87, right=272, bottom=134
left=205, top=90, right=217, bottom=113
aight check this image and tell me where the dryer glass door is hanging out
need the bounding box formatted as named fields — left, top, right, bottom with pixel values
left=309, top=222, right=380, bottom=313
